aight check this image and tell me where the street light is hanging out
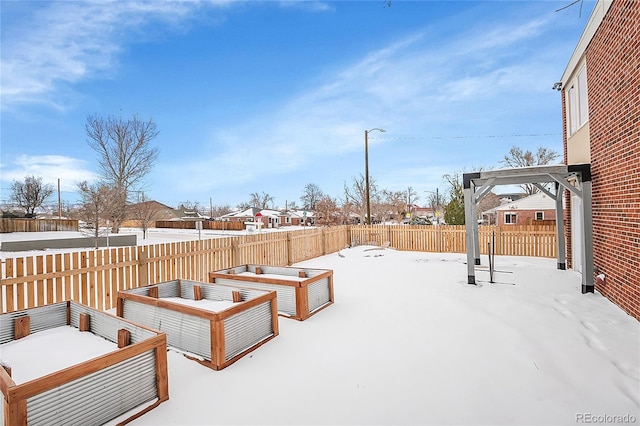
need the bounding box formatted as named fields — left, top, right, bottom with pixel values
left=365, top=127, right=386, bottom=225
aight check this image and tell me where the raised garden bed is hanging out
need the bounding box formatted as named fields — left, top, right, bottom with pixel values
left=117, top=279, right=278, bottom=370
left=208, top=265, right=334, bottom=321
left=0, top=301, right=168, bottom=426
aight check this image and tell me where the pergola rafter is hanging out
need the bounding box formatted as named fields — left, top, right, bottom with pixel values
left=463, top=164, right=594, bottom=293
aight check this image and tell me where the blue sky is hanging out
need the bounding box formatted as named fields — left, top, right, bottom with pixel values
left=1, top=0, right=593, bottom=210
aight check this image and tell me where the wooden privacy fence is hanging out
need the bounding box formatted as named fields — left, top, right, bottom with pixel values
left=348, top=225, right=557, bottom=257
left=154, top=220, right=245, bottom=231
left=0, top=225, right=553, bottom=314
left=0, top=218, right=79, bottom=233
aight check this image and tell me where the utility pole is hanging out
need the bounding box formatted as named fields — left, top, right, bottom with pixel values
left=58, top=178, right=62, bottom=219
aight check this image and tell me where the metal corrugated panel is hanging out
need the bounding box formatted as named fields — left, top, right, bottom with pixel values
left=224, top=301, right=274, bottom=361
left=69, top=302, right=156, bottom=344
left=307, top=278, right=331, bottom=313
left=258, top=265, right=300, bottom=277
left=27, top=350, right=158, bottom=426
left=200, top=283, right=232, bottom=301
left=0, top=302, right=68, bottom=344
left=214, top=278, right=296, bottom=316
left=121, top=281, right=179, bottom=298
left=179, top=279, right=221, bottom=300
left=199, top=284, right=266, bottom=303
left=122, top=300, right=211, bottom=359
left=157, top=280, right=180, bottom=298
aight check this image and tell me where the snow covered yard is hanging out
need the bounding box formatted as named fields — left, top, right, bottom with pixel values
left=129, top=246, right=639, bottom=425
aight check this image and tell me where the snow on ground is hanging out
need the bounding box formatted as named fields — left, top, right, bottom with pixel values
left=0, top=226, right=307, bottom=259
left=0, top=325, right=116, bottom=384
left=1, top=231, right=638, bottom=424
left=126, top=246, right=639, bottom=426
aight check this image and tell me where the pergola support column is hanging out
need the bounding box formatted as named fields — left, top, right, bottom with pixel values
left=464, top=173, right=481, bottom=284
left=555, top=183, right=566, bottom=270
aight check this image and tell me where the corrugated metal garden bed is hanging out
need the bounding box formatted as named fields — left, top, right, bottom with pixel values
left=208, top=265, right=334, bottom=321
left=0, top=301, right=168, bottom=426
left=117, top=279, right=278, bottom=370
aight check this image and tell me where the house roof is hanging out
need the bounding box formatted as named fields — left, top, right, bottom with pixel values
left=287, top=210, right=315, bottom=219
left=221, top=207, right=260, bottom=218
left=489, top=192, right=556, bottom=213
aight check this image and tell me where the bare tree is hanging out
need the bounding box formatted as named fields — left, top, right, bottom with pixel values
left=177, top=200, right=201, bottom=211
left=300, top=183, right=324, bottom=210
left=85, top=114, right=160, bottom=232
left=382, top=189, right=407, bottom=223
left=10, top=175, right=55, bottom=217
left=501, top=146, right=560, bottom=194
left=343, top=174, right=378, bottom=223
left=406, top=186, right=419, bottom=213
left=77, top=181, right=119, bottom=248
left=249, top=192, right=274, bottom=209
left=130, top=194, right=171, bottom=239
left=210, top=204, right=233, bottom=218
left=477, top=192, right=501, bottom=225
left=315, top=196, right=341, bottom=226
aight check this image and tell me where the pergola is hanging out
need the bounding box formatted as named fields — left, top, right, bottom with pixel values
left=463, top=164, right=594, bottom=293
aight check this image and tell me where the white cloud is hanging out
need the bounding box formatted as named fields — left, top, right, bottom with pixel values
left=0, top=1, right=225, bottom=110
left=1, top=155, right=97, bottom=192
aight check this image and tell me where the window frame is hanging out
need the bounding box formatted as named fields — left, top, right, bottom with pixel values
left=504, top=213, right=517, bottom=225
left=567, top=63, right=589, bottom=136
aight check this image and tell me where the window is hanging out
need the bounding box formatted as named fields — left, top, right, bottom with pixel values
left=535, top=211, right=544, bottom=221
left=504, top=213, right=517, bottom=224
left=567, top=64, right=588, bottom=135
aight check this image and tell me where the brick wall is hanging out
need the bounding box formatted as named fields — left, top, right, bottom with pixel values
left=497, top=209, right=556, bottom=226
left=584, top=0, right=640, bottom=319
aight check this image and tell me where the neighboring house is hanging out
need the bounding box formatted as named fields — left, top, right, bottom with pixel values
left=221, top=207, right=288, bottom=228
left=280, top=210, right=314, bottom=226
left=221, top=207, right=261, bottom=224
left=558, top=0, right=639, bottom=319
left=173, top=205, right=209, bottom=221
left=409, top=205, right=441, bottom=224
left=123, top=201, right=180, bottom=226
left=486, top=193, right=556, bottom=226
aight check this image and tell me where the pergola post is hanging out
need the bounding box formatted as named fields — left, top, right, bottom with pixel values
left=463, top=173, right=480, bottom=284
left=555, top=182, right=566, bottom=270
left=580, top=178, right=595, bottom=293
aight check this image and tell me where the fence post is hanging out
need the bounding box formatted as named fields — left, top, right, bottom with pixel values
left=322, top=228, right=326, bottom=256
left=137, top=246, right=148, bottom=287
left=231, top=239, right=238, bottom=267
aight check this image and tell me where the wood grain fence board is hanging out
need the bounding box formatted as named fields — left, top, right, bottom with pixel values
left=13, top=258, right=24, bottom=311
left=35, top=256, right=44, bottom=307
left=25, top=257, right=34, bottom=309
left=72, top=252, right=80, bottom=303
left=54, top=254, right=63, bottom=304
left=5, top=259, right=16, bottom=312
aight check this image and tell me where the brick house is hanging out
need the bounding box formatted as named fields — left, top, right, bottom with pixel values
left=488, top=193, right=557, bottom=226
left=558, top=0, right=639, bottom=319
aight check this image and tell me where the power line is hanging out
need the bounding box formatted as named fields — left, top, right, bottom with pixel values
left=371, top=133, right=561, bottom=141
